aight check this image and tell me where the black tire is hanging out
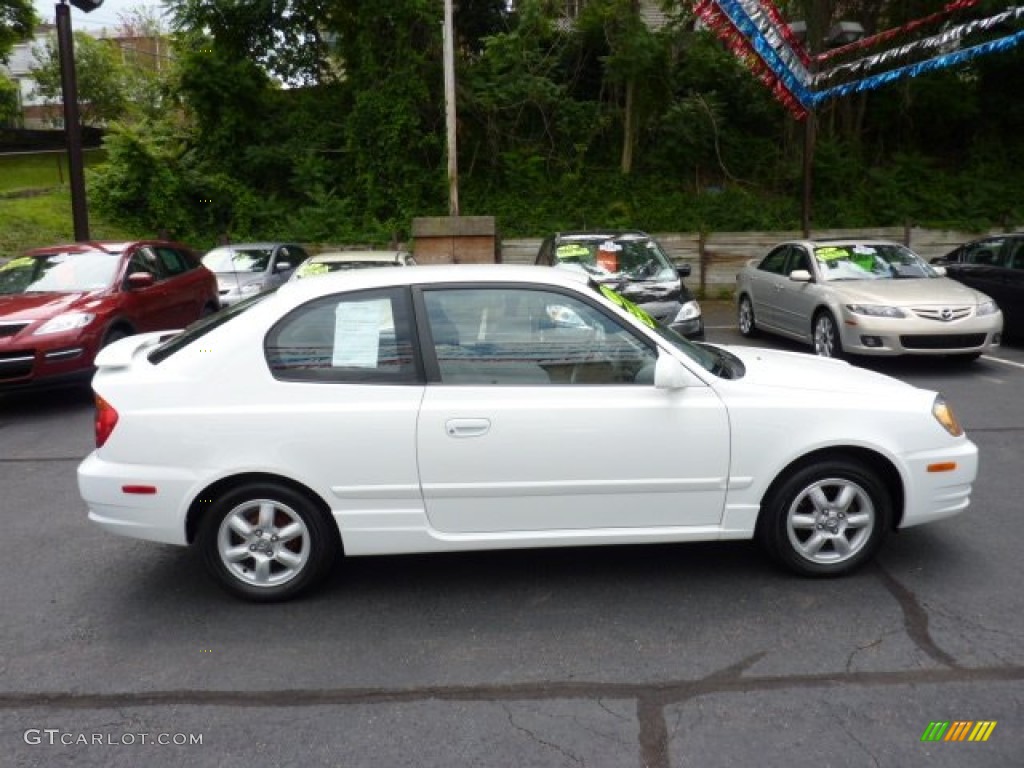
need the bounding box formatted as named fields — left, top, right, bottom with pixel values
left=757, top=459, right=891, bottom=577
left=101, top=328, right=129, bottom=348
left=812, top=311, right=843, bottom=359
left=737, top=295, right=757, bottom=337
left=199, top=482, right=338, bottom=602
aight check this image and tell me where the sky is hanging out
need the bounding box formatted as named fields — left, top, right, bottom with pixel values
left=32, top=1, right=167, bottom=34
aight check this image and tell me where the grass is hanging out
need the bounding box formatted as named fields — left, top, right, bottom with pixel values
left=0, top=150, right=139, bottom=258
left=0, top=191, right=138, bottom=259
left=0, top=148, right=107, bottom=194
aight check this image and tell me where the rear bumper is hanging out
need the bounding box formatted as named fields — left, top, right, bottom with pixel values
left=77, top=452, right=195, bottom=546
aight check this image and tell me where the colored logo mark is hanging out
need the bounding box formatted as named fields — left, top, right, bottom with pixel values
left=921, top=721, right=997, bottom=742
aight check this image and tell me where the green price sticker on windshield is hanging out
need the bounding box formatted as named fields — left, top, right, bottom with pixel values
left=598, top=284, right=657, bottom=328
left=815, top=247, right=848, bottom=261
left=555, top=244, right=591, bottom=260
left=0, top=256, right=34, bottom=272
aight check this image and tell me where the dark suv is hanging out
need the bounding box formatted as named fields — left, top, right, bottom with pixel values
left=535, top=230, right=704, bottom=339
left=932, top=234, right=1024, bottom=339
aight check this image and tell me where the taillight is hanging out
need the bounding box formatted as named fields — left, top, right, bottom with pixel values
left=94, top=395, right=119, bottom=448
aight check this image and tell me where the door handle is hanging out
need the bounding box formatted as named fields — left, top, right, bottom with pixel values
left=445, top=418, right=491, bottom=438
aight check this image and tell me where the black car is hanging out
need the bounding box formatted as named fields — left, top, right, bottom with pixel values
left=932, top=234, right=1024, bottom=339
left=535, top=230, right=704, bottom=339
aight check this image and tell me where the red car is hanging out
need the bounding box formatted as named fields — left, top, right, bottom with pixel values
left=0, top=240, right=219, bottom=390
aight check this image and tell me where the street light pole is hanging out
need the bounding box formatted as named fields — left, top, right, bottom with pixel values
left=56, top=1, right=89, bottom=241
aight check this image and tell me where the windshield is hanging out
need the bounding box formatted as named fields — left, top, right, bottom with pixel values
left=554, top=235, right=677, bottom=282
left=815, top=243, right=938, bottom=281
left=587, top=279, right=723, bottom=375
left=0, top=251, right=121, bottom=295
left=202, top=247, right=274, bottom=274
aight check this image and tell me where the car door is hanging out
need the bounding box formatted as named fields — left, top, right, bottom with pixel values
left=744, top=245, right=792, bottom=331
left=998, top=238, right=1024, bottom=335
left=119, top=245, right=177, bottom=331
left=152, top=245, right=206, bottom=326
left=267, top=245, right=305, bottom=289
left=950, top=238, right=1007, bottom=305
left=414, top=284, right=730, bottom=534
left=774, top=245, right=819, bottom=338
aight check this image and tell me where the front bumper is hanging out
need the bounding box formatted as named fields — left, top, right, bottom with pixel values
left=837, top=311, right=1002, bottom=356
left=899, top=437, right=978, bottom=528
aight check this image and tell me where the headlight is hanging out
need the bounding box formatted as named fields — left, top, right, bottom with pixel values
left=932, top=395, right=963, bottom=437
left=845, top=304, right=906, bottom=318
left=977, top=300, right=999, bottom=316
left=33, top=312, right=95, bottom=335
left=674, top=300, right=701, bottom=322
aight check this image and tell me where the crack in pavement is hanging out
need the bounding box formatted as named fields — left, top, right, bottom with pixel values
left=5, top=662, right=1022, bottom=767
left=872, top=563, right=960, bottom=668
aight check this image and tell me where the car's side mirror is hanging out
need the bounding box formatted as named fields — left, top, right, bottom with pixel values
left=788, top=269, right=812, bottom=282
left=126, top=272, right=155, bottom=289
left=654, top=353, right=689, bottom=390
left=676, top=264, right=692, bottom=279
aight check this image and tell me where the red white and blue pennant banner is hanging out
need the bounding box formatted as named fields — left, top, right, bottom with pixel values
left=694, top=0, right=1024, bottom=118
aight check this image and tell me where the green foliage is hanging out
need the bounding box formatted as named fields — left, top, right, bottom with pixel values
left=0, top=73, right=18, bottom=126
left=0, top=0, right=36, bottom=63
left=28, top=31, right=169, bottom=126
left=47, top=0, right=1021, bottom=248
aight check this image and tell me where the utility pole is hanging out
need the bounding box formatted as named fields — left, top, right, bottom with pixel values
left=443, top=0, right=459, bottom=216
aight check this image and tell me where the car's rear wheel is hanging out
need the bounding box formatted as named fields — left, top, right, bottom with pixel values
left=813, top=311, right=843, bottom=359
left=738, top=296, right=757, bottom=337
left=758, top=459, right=891, bottom=576
left=199, top=482, right=338, bottom=602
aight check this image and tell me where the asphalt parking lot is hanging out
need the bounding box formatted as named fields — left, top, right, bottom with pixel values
left=2, top=300, right=1023, bottom=767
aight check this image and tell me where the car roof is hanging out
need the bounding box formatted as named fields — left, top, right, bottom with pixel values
left=551, top=230, right=653, bottom=242
left=788, top=238, right=906, bottom=248
left=24, top=240, right=184, bottom=256
left=277, top=263, right=590, bottom=302
left=206, top=242, right=301, bottom=251
left=308, top=250, right=410, bottom=263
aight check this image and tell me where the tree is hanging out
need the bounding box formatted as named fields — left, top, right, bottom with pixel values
left=29, top=27, right=169, bottom=125
left=31, top=32, right=131, bottom=126
left=0, top=72, right=18, bottom=126
left=1, top=0, right=36, bottom=64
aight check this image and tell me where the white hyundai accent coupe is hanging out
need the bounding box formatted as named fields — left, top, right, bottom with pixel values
left=77, top=265, right=978, bottom=601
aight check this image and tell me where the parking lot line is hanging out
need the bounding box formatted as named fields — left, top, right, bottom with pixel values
left=982, top=355, right=1024, bottom=371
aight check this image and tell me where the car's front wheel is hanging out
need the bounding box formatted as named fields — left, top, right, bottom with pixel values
left=813, top=311, right=843, bottom=359
left=199, top=482, right=338, bottom=601
left=738, top=295, right=757, bottom=337
left=757, top=459, right=891, bottom=576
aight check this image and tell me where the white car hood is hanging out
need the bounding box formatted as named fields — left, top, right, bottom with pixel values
left=824, top=277, right=985, bottom=306
left=721, top=345, right=914, bottom=394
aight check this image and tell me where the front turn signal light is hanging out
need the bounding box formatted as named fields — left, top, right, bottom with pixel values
left=932, top=395, right=963, bottom=437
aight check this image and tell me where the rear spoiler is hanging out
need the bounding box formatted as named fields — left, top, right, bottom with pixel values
left=94, top=330, right=181, bottom=368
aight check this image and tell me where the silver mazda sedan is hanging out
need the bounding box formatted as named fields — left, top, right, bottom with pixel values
left=735, top=239, right=1002, bottom=361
